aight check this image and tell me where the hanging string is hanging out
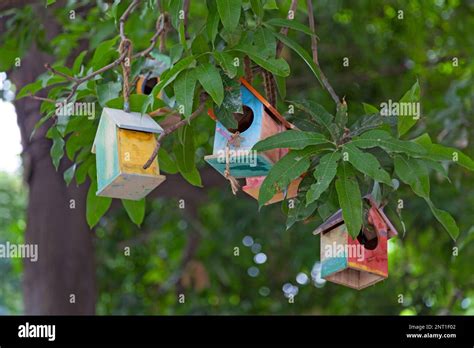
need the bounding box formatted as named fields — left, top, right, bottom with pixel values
left=224, top=131, right=243, bottom=195
left=119, top=38, right=133, bottom=112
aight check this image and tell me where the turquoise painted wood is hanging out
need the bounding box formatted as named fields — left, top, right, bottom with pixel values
left=205, top=153, right=273, bottom=178
left=321, top=257, right=347, bottom=278
left=95, top=113, right=120, bottom=193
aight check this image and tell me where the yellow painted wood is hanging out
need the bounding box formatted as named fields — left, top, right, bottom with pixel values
left=117, top=128, right=159, bottom=176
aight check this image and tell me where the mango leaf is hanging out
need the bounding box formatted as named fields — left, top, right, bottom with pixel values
left=169, top=0, right=184, bottom=29
left=335, top=99, right=348, bottom=132
left=63, top=163, right=76, bottom=186
left=265, top=18, right=316, bottom=37
left=394, top=155, right=430, bottom=199
left=274, top=75, right=286, bottom=100
left=158, top=148, right=179, bottom=174
left=213, top=51, right=237, bottom=78
left=72, top=50, right=87, bottom=75
left=286, top=198, right=318, bottom=230
left=258, top=147, right=318, bottom=206
left=425, top=198, right=459, bottom=240
left=397, top=80, right=420, bottom=137
left=253, top=130, right=328, bottom=151
left=216, top=0, right=242, bottom=31
left=413, top=133, right=474, bottom=171
left=250, top=0, right=263, bottom=19
left=335, top=162, right=362, bottom=238
left=16, top=79, right=44, bottom=100
left=90, top=37, right=118, bottom=71
left=174, top=69, right=197, bottom=117
left=271, top=32, right=322, bottom=85
left=96, top=81, right=121, bottom=107
left=75, top=156, right=94, bottom=186
left=362, top=102, right=379, bottom=114
left=253, top=27, right=276, bottom=58
left=233, top=47, right=290, bottom=76
left=290, top=100, right=337, bottom=141
left=86, top=180, right=112, bottom=229
left=343, top=143, right=392, bottom=186
left=152, top=55, right=195, bottom=96
left=351, top=129, right=427, bottom=156
left=207, top=0, right=220, bottom=45
left=49, top=128, right=65, bottom=170
left=196, top=63, right=224, bottom=106
left=122, top=198, right=146, bottom=226
left=174, top=124, right=195, bottom=173
left=306, top=151, right=341, bottom=204
left=180, top=166, right=203, bottom=187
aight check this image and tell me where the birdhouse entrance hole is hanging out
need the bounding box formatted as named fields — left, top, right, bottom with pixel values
left=227, top=105, right=254, bottom=133
left=357, top=229, right=378, bottom=250
left=143, top=77, right=158, bottom=95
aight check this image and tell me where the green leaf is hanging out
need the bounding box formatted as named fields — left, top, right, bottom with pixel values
left=196, top=63, right=224, bottom=106
left=258, top=147, right=317, bottom=206
left=174, top=69, right=197, bottom=117
left=362, top=102, right=379, bottom=114
left=253, top=27, right=276, bottom=58
left=174, top=125, right=195, bottom=173
left=191, top=34, right=210, bottom=62
left=247, top=52, right=290, bottom=77
left=169, top=0, right=184, bottom=29
left=86, top=180, right=112, bottom=229
left=394, top=155, right=430, bottom=198
left=216, top=0, right=242, bottom=31
left=271, top=32, right=322, bottom=85
left=180, top=166, right=203, bottom=187
left=397, top=80, right=421, bottom=137
left=253, top=130, right=328, bottom=151
left=214, top=78, right=241, bottom=129
left=213, top=51, right=237, bottom=78
left=90, top=37, right=118, bottom=71
left=50, top=128, right=65, bottom=170
left=158, top=148, right=179, bottom=174
left=152, top=55, right=195, bottom=96
left=250, top=0, right=263, bottom=19
left=274, top=75, right=286, bottom=100
left=265, top=18, right=316, bottom=37
left=63, top=163, right=76, bottom=186
left=46, top=0, right=56, bottom=7
left=207, top=0, right=220, bottom=45
left=413, top=133, right=474, bottom=171
left=306, top=151, right=341, bottom=204
left=96, top=81, right=121, bottom=107
left=351, top=130, right=427, bottom=156
left=263, top=0, right=278, bottom=9
left=16, top=80, right=44, bottom=100
left=335, top=162, right=362, bottom=238
left=72, top=50, right=87, bottom=75
left=343, top=143, right=392, bottom=186
left=286, top=198, right=318, bottom=230
left=75, top=156, right=93, bottom=186
left=290, top=100, right=337, bottom=140
left=122, top=198, right=146, bottom=226
left=425, top=199, right=459, bottom=240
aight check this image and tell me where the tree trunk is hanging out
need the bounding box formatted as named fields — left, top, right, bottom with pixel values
left=8, top=6, right=96, bottom=315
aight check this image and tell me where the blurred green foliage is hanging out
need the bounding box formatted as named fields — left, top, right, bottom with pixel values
left=0, top=0, right=473, bottom=314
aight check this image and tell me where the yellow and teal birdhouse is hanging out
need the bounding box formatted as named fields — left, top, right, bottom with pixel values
left=91, top=107, right=166, bottom=200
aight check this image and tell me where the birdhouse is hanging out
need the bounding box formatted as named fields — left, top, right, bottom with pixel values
left=136, top=52, right=172, bottom=117
left=205, top=78, right=294, bottom=178
left=243, top=176, right=302, bottom=205
left=313, top=197, right=398, bottom=290
left=92, top=107, right=166, bottom=200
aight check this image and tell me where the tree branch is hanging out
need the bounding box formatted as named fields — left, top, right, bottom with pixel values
left=119, top=0, right=140, bottom=41
left=143, top=93, right=208, bottom=169
left=306, top=0, right=340, bottom=106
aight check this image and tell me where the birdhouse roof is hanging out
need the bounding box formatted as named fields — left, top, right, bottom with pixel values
left=312, top=196, right=398, bottom=239
left=239, top=78, right=294, bottom=130
left=92, top=108, right=163, bottom=153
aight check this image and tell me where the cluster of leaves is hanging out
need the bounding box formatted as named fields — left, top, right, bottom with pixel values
left=253, top=81, right=474, bottom=240
left=12, top=0, right=323, bottom=229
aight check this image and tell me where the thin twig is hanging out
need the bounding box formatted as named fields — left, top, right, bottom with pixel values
left=276, top=0, right=298, bottom=57
left=29, top=94, right=56, bottom=103
left=133, top=13, right=168, bottom=59
left=306, top=0, right=340, bottom=106
left=120, top=0, right=140, bottom=40
left=143, top=94, right=208, bottom=169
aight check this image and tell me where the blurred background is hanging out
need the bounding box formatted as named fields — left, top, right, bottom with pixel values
left=0, top=0, right=473, bottom=315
